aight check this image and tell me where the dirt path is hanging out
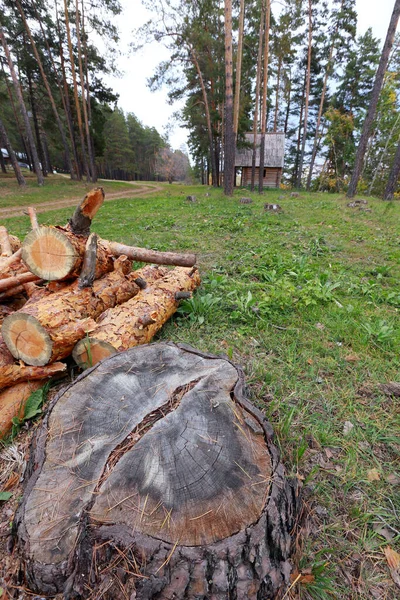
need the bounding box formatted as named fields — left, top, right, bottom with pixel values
left=0, top=181, right=163, bottom=219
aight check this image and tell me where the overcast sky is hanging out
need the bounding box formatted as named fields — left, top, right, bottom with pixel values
left=103, top=0, right=397, bottom=151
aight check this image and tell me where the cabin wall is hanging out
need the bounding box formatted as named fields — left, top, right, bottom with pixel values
left=241, top=167, right=282, bottom=188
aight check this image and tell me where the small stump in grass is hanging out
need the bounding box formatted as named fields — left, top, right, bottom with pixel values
left=14, top=343, right=300, bottom=599
left=264, top=203, right=283, bottom=213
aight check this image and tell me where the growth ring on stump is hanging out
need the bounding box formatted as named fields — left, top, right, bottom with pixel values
left=15, top=343, right=299, bottom=599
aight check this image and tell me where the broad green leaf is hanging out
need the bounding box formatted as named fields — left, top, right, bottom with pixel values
left=0, top=491, right=12, bottom=502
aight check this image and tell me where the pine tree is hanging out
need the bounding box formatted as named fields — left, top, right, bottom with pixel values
left=347, top=0, right=400, bottom=198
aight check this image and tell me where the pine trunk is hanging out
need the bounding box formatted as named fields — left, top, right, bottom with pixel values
left=190, top=46, right=218, bottom=187
left=347, top=0, right=400, bottom=198
left=0, top=27, right=44, bottom=185
left=258, top=0, right=271, bottom=194
left=224, top=0, right=235, bottom=196
left=63, top=0, right=90, bottom=180
left=251, top=6, right=265, bottom=191
left=73, top=266, right=200, bottom=368
left=0, top=117, right=26, bottom=186
left=233, top=0, right=245, bottom=141
left=296, top=0, right=312, bottom=189
left=383, top=139, right=400, bottom=199
left=75, top=0, right=97, bottom=182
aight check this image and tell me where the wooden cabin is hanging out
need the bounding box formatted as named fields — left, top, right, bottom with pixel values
left=235, top=132, right=285, bottom=188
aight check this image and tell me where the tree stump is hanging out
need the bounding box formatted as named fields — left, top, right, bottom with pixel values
left=14, top=343, right=300, bottom=599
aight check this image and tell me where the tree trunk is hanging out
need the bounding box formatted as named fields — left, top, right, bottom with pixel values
left=383, top=138, right=400, bottom=199
left=14, top=342, right=299, bottom=599
left=347, top=0, right=400, bottom=198
left=1, top=262, right=166, bottom=366
left=306, top=43, right=336, bottom=190
left=224, top=0, right=235, bottom=196
left=0, top=26, right=44, bottom=185
left=189, top=45, right=218, bottom=187
left=73, top=266, right=200, bottom=368
left=296, top=0, right=312, bottom=189
left=273, top=56, right=282, bottom=132
left=63, top=0, right=90, bottom=180
left=75, top=0, right=96, bottom=182
left=26, top=66, right=47, bottom=178
left=368, top=114, right=400, bottom=195
left=233, top=0, right=245, bottom=141
left=258, top=0, right=271, bottom=194
left=0, top=117, right=26, bottom=186
left=251, top=6, right=265, bottom=192
left=0, top=146, right=6, bottom=173
left=16, top=0, right=75, bottom=179
left=55, top=0, right=81, bottom=179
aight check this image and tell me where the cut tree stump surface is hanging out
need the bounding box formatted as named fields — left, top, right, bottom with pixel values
left=15, top=343, right=299, bottom=599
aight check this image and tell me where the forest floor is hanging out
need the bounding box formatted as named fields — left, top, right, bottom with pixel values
left=0, top=183, right=399, bottom=599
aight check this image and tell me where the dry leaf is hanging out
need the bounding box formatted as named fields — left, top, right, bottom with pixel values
left=384, top=546, right=400, bottom=589
left=344, top=354, right=360, bottom=363
left=343, top=421, right=354, bottom=436
left=315, top=322, right=325, bottom=330
left=299, top=574, right=315, bottom=584
left=386, top=473, right=400, bottom=485
left=373, top=523, right=395, bottom=541
left=367, top=468, right=380, bottom=482
left=307, top=358, right=313, bottom=365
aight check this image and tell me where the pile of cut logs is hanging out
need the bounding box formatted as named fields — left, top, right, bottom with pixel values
left=0, top=188, right=199, bottom=438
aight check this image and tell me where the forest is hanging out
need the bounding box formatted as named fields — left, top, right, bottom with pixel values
left=0, top=0, right=400, bottom=197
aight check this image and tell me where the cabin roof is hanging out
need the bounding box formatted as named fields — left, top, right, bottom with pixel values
left=235, top=132, right=285, bottom=168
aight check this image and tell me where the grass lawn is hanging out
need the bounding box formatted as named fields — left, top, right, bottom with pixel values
left=2, top=182, right=400, bottom=599
left=0, top=172, right=143, bottom=208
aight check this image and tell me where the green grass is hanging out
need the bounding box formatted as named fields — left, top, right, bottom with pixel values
left=2, top=182, right=400, bottom=598
left=0, top=172, right=145, bottom=207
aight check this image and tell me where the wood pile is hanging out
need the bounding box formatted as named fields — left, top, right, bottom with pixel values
left=0, top=188, right=199, bottom=438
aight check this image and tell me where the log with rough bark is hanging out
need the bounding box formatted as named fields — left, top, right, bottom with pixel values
left=0, top=360, right=67, bottom=391
left=73, top=267, right=200, bottom=369
left=0, top=381, right=42, bottom=438
left=14, top=343, right=300, bottom=599
left=2, top=262, right=168, bottom=366
left=21, top=225, right=114, bottom=282
left=22, top=227, right=197, bottom=281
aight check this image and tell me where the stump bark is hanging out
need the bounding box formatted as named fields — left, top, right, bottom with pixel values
left=14, top=343, right=299, bottom=599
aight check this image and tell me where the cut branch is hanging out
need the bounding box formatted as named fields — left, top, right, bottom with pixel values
left=68, top=187, right=104, bottom=235
left=0, top=272, right=41, bottom=293
left=78, top=233, right=98, bottom=288
left=102, top=240, right=196, bottom=267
